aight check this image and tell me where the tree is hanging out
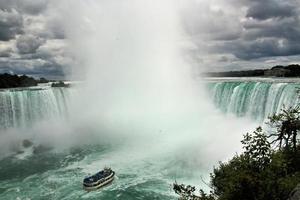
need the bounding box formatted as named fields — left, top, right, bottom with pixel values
left=173, top=182, right=215, bottom=200
left=268, top=105, right=300, bottom=151
left=174, top=105, right=300, bottom=200
left=209, top=128, right=272, bottom=200
left=241, top=127, right=271, bottom=171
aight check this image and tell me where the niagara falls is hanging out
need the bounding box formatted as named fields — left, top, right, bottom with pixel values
left=0, top=0, right=300, bottom=200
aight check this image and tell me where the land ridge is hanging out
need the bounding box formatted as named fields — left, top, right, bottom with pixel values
left=205, top=64, right=300, bottom=77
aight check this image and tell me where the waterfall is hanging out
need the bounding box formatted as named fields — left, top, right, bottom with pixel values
left=1, top=80, right=299, bottom=129
left=0, top=86, right=71, bottom=129
left=207, top=81, right=300, bottom=122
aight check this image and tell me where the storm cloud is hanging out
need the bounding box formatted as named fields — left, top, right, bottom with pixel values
left=0, top=0, right=300, bottom=76
left=246, top=0, right=296, bottom=20
left=184, top=0, right=300, bottom=71
left=16, top=35, right=45, bottom=54
left=0, top=9, right=23, bottom=41
left=0, top=0, right=70, bottom=79
left=0, top=0, right=48, bottom=15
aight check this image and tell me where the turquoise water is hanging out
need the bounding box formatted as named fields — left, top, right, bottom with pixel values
left=0, top=144, right=184, bottom=200
left=0, top=85, right=201, bottom=199
left=0, top=80, right=299, bottom=199
left=206, top=79, right=300, bottom=122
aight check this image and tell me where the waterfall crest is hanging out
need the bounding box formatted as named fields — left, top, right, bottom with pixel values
left=1, top=81, right=299, bottom=130
left=0, top=86, right=71, bottom=129
left=207, top=81, right=300, bottom=122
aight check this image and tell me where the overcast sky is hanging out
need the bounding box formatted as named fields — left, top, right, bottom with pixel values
left=0, top=0, right=300, bottom=78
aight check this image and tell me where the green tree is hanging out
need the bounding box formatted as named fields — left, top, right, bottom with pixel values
left=173, top=182, right=215, bottom=200
left=241, top=127, right=272, bottom=171
left=268, top=105, right=300, bottom=151
left=210, top=128, right=272, bottom=200
left=174, top=104, right=300, bottom=200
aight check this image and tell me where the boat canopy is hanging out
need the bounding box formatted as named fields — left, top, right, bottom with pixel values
left=83, top=169, right=112, bottom=184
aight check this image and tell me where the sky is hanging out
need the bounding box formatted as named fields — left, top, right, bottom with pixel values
left=0, top=0, right=300, bottom=79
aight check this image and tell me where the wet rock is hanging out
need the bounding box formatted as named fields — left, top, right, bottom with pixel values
left=33, top=145, right=52, bottom=154
left=38, top=77, right=49, bottom=83
left=16, top=150, right=24, bottom=154
left=51, top=81, right=69, bottom=87
left=22, top=139, right=33, bottom=148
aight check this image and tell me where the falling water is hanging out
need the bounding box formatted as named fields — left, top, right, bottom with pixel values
left=0, top=86, right=71, bottom=129
left=207, top=80, right=300, bottom=122
left=1, top=81, right=298, bottom=130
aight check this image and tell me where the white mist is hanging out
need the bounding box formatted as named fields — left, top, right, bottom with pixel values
left=57, top=0, right=257, bottom=182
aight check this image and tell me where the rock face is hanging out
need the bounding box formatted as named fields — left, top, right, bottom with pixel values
left=38, top=77, right=49, bottom=83
left=51, top=81, right=69, bottom=88
left=288, top=184, right=300, bottom=200
left=0, top=73, right=38, bottom=88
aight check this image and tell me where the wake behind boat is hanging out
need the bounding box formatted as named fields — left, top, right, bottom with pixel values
left=83, top=168, right=115, bottom=191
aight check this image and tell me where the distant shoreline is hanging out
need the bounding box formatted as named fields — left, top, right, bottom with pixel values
left=0, top=73, right=69, bottom=89
left=203, top=77, right=300, bottom=83
left=204, top=64, right=300, bottom=78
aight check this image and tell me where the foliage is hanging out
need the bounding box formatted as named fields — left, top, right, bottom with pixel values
left=174, top=116, right=300, bottom=200
left=209, top=129, right=300, bottom=200
left=173, top=183, right=215, bottom=200
left=268, top=105, right=300, bottom=150
left=241, top=127, right=271, bottom=171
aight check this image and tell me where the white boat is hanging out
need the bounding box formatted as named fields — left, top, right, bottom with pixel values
left=83, top=168, right=115, bottom=191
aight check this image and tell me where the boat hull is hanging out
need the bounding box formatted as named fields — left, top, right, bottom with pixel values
left=83, top=171, right=115, bottom=191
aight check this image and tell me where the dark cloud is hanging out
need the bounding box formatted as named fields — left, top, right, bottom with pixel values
left=0, top=48, right=12, bottom=58
left=0, top=10, right=23, bottom=41
left=0, top=0, right=48, bottom=15
left=0, top=0, right=16, bottom=11
left=0, top=0, right=69, bottom=78
left=186, top=0, right=300, bottom=67
left=0, top=58, right=65, bottom=79
left=246, top=0, right=296, bottom=20
left=218, top=56, right=230, bottom=62
left=243, top=18, right=300, bottom=43
left=234, top=0, right=300, bottom=59
left=182, top=1, right=243, bottom=42
left=1, top=0, right=300, bottom=75
left=18, top=0, right=48, bottom=15
left=217, top=38, right=300, bottom=60
left=39, top=17, right=65, bottom=40
left=16, top=35, right=45, bottom=54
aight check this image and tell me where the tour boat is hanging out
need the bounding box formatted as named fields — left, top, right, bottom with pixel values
left=83, top=168, right=115, bottom=190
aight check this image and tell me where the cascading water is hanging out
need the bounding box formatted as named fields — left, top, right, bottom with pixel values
left=0, top=86, right=71, bottom=129
left=1, top=80, right=298, bottom=130
left=206, top=80, right=300, bottom=122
